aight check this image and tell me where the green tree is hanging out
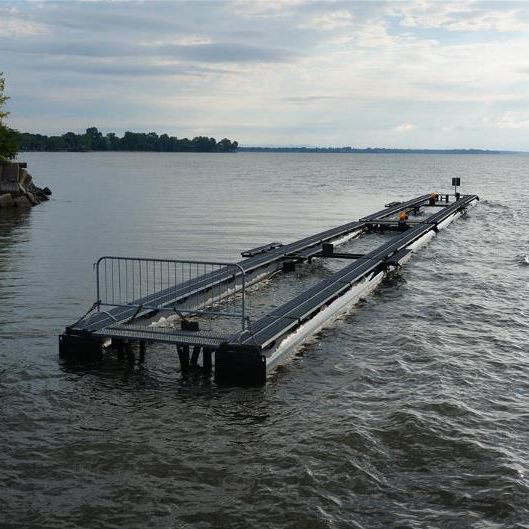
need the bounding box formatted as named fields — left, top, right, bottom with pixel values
left=0, top=73, right=8, bottom=124
left=0, top=72, right=18, bottom=160
left=191, top=136, right=216, bottom=152
left=159, top=133, right=172, bottom=152
left=106, top=132, right=121, bottom=150
left=218, top=138, right=238, bottom=152
left=85, top=127, right=107, bottom=150
left=62, top=132, right=83, bottom=151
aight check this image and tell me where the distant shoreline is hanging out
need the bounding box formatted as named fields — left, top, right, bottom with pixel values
left=17, top=147, right=524, bottom=155
left=16, top=127, right=521, bottom=155
left=238, top=147, right=520, bottom=154
left=18, top=148, right=523, bottom=155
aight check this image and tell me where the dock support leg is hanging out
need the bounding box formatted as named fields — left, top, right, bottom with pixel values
left=282, top=260, right=296, bottom=273
left=126, top=341, right=134, bottom=363
left=116, top=340, right=125, bottom=361
left=139, top=341, right=146, bottom=364
left=177, top=345, right=190, bottom=374
left=203, top=347, right=213, bottom=374
left=190, top=345, right=201, bottom=367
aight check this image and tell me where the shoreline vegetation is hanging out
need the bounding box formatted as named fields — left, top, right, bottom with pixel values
left=15, top=127, right=517, bottom=156
left=0, top=73, right=18, bottom=162
left=18, top=127, right=239, bottom=153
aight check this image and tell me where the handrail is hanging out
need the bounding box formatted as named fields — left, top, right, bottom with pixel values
left=93, top=257, right=247, bottom=331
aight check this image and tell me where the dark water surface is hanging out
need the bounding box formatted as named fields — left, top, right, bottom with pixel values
left=1, top=152, right=528, bottom=529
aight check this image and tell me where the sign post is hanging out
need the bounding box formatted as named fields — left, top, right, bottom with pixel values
left=452, top=177, right=461, bottom=197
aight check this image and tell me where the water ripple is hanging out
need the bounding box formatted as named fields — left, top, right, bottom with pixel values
left=1, top=153, right=529, bottom=528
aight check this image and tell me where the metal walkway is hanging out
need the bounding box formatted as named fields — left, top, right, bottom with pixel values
left=66, top=194, right=430, bottom=335
left=237, top=195, right=476, bottom=350
left=59, top=192, right=478, bottom=384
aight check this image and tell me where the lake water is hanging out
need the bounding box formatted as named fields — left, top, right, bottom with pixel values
left=1, top=152, right=528, bottom=528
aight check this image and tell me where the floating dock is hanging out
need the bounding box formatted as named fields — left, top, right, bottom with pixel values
left=60, top=191, right=478, bottom=384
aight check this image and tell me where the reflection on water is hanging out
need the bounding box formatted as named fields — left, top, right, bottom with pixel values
left=1, top=152, right=529, bottom=529
left=0, top=206, right=31, bottom=232
left=0, top=207, right=32, bottom=266
left=0, top=208, right=32, bottom=345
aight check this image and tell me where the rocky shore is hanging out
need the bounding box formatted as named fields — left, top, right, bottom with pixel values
left=0, top=161, right=51, bottom=208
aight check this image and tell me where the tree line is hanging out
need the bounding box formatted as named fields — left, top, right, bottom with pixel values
left=18, top=127, right=239, bottom=153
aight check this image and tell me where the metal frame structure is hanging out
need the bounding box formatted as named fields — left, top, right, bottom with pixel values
left=59, top=192, right=479, bottom=385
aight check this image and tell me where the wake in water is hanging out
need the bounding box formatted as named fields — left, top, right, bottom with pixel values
left=479, top=199, right=521, bottom=225
left=520, top=254, right=529, bottom=266
left=480, top=199, right=510, bottom=209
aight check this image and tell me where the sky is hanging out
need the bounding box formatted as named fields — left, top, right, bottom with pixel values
left=1, top=0, right=529, bottom=149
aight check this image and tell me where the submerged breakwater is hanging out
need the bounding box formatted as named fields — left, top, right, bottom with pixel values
left=0, top=152, right=528, bottom=528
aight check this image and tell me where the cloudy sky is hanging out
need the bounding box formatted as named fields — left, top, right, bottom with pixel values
left=2, top=0, right=529, bottom=149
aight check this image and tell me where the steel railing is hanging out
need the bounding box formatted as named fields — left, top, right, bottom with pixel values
left=94, top=256, right=247, bottom=331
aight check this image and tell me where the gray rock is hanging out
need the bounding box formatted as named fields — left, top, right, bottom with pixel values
left=26, top=192, right=40, bottom=206
left=0, top=162, right=51, bottom=206
left=0, top=193, right=14, bottom=208
left=0, top=164, right=20, bottom=195
left=19, top=168, right=33, bottom=188
left=13, top=195, right=32, bottom=208
left=35, top=190, right=49, bottom=201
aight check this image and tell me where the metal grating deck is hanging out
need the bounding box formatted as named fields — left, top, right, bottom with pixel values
left=238, top=196, right=477, bottom=348
left=96, top=325, right=231, bottom=347
left=71, top=194, right=431, bottom=335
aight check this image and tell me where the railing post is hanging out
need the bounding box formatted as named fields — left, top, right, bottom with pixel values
left=95, top=258, right=101, bottom=311
left=235, top=264, right=246, bottom=331
left=242, top=271, right=246, bottom=331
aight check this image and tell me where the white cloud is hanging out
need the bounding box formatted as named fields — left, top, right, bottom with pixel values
left=231, top=0, right=307, bottom=18
left=390, top=1, right=529, bottom=33
left=304, top=10, right=354, bottom=31
left=140, top=35, right=213, bottom=47
left=355, top=20, right=400, bottom=48
left=0, top=8, right=48, bottom=37
left=394, top=123, right=415, bottom=132
left=495, top=111, right=529, bottom=129
left=448, top=10, right=529, bottom=32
